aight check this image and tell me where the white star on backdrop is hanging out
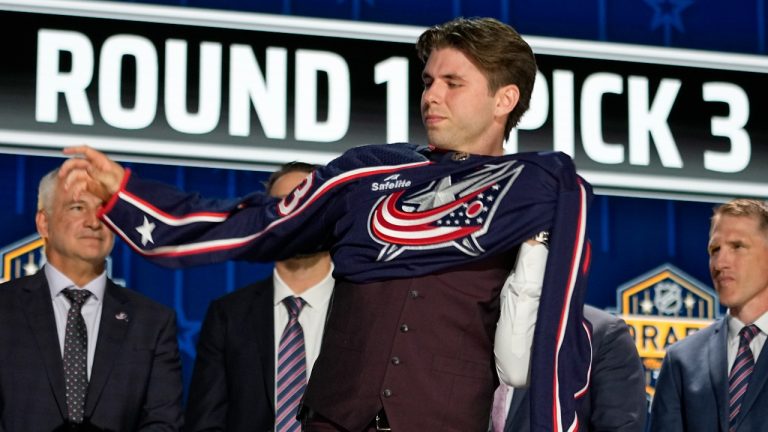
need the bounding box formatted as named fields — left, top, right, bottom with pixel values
left=23, top=260, right=39, bottom=276
left=135, top=216, right=156, bottom=246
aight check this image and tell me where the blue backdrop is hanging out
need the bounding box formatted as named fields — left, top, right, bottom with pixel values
left=1, top=0, right=763, bottom=398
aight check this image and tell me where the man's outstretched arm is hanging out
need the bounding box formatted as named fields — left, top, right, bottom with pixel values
left=60, top=145, right=125, bottom=201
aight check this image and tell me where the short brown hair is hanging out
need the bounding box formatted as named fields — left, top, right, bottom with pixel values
left=265, top=161, right=319, bottom=195
left=711, top=199, right=768, bottom=235
left=416, top=17, right=537, bottom=137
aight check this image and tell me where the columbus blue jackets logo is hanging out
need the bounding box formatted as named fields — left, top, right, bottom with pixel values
left=369, top=160, right=524, bottom=261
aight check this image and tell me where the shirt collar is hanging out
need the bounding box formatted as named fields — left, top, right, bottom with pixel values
left=273, top=264, right=334, bottom=310
left=44, top=263, right=107, bottom=301
left=728, top=311, right=768, bottom=337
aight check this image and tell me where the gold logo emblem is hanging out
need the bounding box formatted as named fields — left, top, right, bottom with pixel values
left=0, top=233, right=120, bottom=284
left=615, top=264, right=719, bottom=399
left=0, top=234, right=45, bottom=283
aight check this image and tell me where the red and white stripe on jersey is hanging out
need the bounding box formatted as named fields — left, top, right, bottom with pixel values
left=104, top=160, right=431, bottom=258
left=552, top=179, right=590, bottom=432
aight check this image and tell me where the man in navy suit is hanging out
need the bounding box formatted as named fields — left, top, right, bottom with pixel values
left=0, top=168, right=183, bottom=431
left=650, top=199, right=768, bottom=432
left=184, top=162, right=334, bottom=432
left=499, top=305, right=646, bottom=432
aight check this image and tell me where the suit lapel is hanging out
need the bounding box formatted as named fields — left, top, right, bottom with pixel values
left=84, top=280, right=132, bottom=417
left=734, top=330, right=768, bottom=430
left=707, top=319, right=729, bottom=432
left=252, top=278, right=276, bottom=411
left=21, top=272, right=69, bottom=420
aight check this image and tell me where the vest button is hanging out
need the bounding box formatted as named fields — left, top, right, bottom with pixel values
left=409, top=290, right=419, bottom=298
left=400, top=324, right=409, bottom=333
left=391, top=356, right=401, bottom=365
left=383, top=389, right=393, bottom=398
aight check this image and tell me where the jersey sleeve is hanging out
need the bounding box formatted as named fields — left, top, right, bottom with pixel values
left=526, top=153, right=594, bottom=432
left=99, top=150, right=365, bottom=267
left=98, top=144, right=430, bottom=269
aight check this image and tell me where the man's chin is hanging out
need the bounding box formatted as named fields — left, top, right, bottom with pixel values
left=283, top=252, right=325, bottom=265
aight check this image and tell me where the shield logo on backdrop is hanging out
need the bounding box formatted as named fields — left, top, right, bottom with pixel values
left=613, top=263, right=719, bottom=403
left=0, top=233, right=120, bottom=284
left=0, top=234, right=46, bottom=283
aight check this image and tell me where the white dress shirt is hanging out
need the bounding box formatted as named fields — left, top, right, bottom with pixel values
left=273, top=265, right=335, bottom=392
left=494, top=242, right=549, bottom=387
left=492, top=242, right=549, bottom=425
left=45, top=263, right=107, bottom=379
left=727, top=311, right=768, bottom=373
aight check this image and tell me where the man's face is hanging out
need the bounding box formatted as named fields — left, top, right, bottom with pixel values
left=270, top=170, right=310, bottom=199
left=270, top=170, right=326, bottom=264
left=708, top=214, right=768, bottom=314
left=36, top=179, right=114, bottom=270
left=421, top=47, right=513, bottom=156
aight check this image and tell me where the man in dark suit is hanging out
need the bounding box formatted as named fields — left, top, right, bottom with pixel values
left=650, top=199, right=768, bottom=432
left=500, top=305, right=646, bottom=432
left=0, top=168, right=183, bottom=432
left=184, top=162, right=334, bottom=432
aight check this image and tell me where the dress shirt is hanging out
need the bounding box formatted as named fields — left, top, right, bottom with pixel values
left=727, top=311, right=768, bottom=373
left=45, top=263, right=107, bottom=379
left=494, top=242, right=549, bottom=387
left=273, top=265, right=334, bottom=389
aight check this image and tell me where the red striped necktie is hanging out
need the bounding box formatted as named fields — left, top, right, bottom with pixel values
left=276, top=297, right=307, bottom=432
left=728, top=324, right=760, bottom=431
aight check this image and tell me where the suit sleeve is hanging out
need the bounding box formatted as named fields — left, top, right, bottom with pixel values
left=648, top=350, right=685, bottom=432
left=589, top=317, right=647, bottom=432
left=137, top=310, right=184, bottom=431
left=184, top=301, right=229, bottom=431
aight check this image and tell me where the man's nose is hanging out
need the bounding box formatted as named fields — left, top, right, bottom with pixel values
left=711, top=250, right=730, bottom=271
left=85, top=210, right=102, bottom=229
left=423, top=84, right=442, bottom=105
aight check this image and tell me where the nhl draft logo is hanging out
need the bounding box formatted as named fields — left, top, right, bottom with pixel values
left=0, top=233, right=121, bottom=284
left=653, top=281, right=683, bottom=315
left=0, top=234, right=45, bottom=283
left=613, top=263, right=719, bottom=401
left=369, top=160, right=523, bottom=261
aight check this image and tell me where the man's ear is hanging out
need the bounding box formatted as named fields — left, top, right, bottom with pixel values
left=35, top=210, right=49, bottom=241
left=495, top=84, right=520, bottom=117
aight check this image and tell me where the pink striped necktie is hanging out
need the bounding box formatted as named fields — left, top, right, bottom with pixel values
left=276, top=297, right=307, bottom=432
left=491, top=384, right=509, bottom=432
left=728, top=324, right=760, bottom=431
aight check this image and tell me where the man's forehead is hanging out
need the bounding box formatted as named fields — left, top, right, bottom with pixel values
left=55, top=188, right=103, bottom=207
left=711, top=214, right=764, bottom=237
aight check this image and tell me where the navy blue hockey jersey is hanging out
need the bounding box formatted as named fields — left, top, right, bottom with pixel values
left=100, top=143, right=593, bottom=432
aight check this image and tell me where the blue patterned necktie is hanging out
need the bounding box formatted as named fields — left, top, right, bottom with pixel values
left=728, top=324, right=760, bottom=431
left=276, top=297, right=307, bottom=432
left=62, top=288, right=92, bottom=424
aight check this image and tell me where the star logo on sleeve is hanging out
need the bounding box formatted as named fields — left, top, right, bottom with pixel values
left=135, top=216, right=156, bottom=246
